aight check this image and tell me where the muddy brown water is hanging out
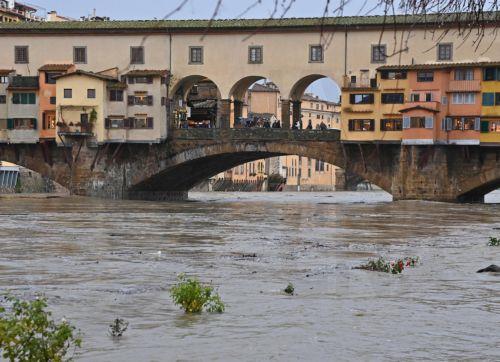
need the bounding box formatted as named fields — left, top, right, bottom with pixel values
left=0, top=191, right=499, bottom=361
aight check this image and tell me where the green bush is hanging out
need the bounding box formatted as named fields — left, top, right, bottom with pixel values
left=488, top=237, right=500, bottom=246
left=170, top=274, right=225, bottom=313
left=108, top=318, right=128, bottom=338
left=356, top=256, right=420, bottom=274
left=284, top=283, right=294, bottom=295
left=0, top=295, right=81, bottom=362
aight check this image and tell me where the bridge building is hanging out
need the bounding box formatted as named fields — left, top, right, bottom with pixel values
left=0, top=14, right=499, bottom=202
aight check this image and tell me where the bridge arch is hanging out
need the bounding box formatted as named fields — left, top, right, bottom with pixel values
left=170, top=75, right=222, bottom=102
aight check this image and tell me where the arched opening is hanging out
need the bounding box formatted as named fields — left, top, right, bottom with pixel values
left=170, top=75, right=222, bottom=129
left=460, top=178, right=500, bottom=203
left=228, top=76, right=283, bottom=129
left=0, top=160, right=68, bottom=195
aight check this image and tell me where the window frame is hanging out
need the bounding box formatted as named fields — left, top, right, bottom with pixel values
left=381, top=93, right=404, bottom=104
left=87, top=88, right=96, bottom=99
left=380, top=118, right=403, bottom=131
left=348, top=119, right=375, bottom=132
left=371, top=44, right=387, bottom=64
left=349, top=93, right=374, bottom=105
left=417, top=71, right=434, bottom=82
left=248, top=45, right=263, bottom=64
left=189, top=46, right=204, bottom=65
left=0, top=95, right=6, bottom=104
left=73, top=46, right=87, bottom=64
left=309, top=45, right=324, bottom=63
left=63, top=89, right=72, bottom=99
left=437, top=42, right=453, bottom=61
left=109, top=89, right=124, bottom=102
left=14, top=46, right=29, bottom=64
left=130, top=46, right=145, bottom=65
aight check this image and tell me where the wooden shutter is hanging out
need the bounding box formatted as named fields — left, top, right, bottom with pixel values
left=128, top=76, right=135, bottom=84
left=474, top=117, right=481, bottom=131
left=104, top=118, right=110, bottom=129
left=402, top=116, right=410, bottom=129
left=425, top=116, right=434, bottom=129
left=7, top=119, right=14, bottom=130
left=161, top=97, right=166, bottom=106
left=146, top=117, right=154, bottom=128
left=147, top=96, right=153, bottom=106
left=349, top=94, right=356, bottom=104
left=446, top=117, right=452, bottom=131
left=128, top=117, right=135, bottom=128
left=127, top=96, right=135, bottom=106
left=123, top=118, right=130, bottom=129
left=348, top=119, right=354, bottom=131
left=369, top=120, right=375, bottom=131
left=32, top=118, right=37, bottom=130
left=481, top=120, right=490, bottom=133
left=147, top=77, right=153, bottom=84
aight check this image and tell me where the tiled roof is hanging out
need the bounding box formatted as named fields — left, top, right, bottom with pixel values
left=39, top=64, right=74, bottom=71
left=251, top=83, right=279, bottom=92
left=0, top=69, right=14, bottom=76
left=54, top=69, right=118, bottom=82
left=7, top=76, right=39, bottom=90
left=378, top=61, right=500, bottom=71
left=0, top=12, right=497, bottom=33
left=125, top=69, right=169, bottom=77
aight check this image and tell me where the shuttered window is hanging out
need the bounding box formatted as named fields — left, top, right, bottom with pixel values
left=130, top=46, right=145, bottom=64
left=348, top=119, right=375, bottom=131
left=189, top=47, right=203, bottom=64
left=248, top=46, right=263, bottom=64
left=73, top=47, right=87, bottom=64
left=15, top=46, right=29, bottom=64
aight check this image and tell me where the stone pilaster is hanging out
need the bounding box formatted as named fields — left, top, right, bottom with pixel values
left=281, top=99, right=291, bottom=129
left=217, top=99, right=231, bottom=129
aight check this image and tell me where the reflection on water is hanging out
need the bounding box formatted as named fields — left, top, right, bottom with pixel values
left=0, top=191, right=499, bottom=361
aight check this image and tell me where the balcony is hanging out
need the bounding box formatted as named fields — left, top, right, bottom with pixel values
left=342, top=78, right=378, bottom=90
left=447, top=80, right=481, bottom=93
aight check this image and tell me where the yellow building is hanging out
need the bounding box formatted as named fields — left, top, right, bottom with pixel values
left=480, top=64, right=500, bottom=145
left=341, top=69, right=406, bottom=142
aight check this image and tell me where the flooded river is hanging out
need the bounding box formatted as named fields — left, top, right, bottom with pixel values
left=0, top=191, right=499, bottom=361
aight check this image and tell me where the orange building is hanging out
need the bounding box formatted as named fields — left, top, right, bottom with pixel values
left=38, top=64, right=75, bottom=140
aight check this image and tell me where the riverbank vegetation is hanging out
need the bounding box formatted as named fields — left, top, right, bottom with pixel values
left=109, top=318, right=129, bottom=338
left=170, top=274, right=225, bottom=313
left=488, top=237, right=500, bottom=246
left=0, top=295, right=81, bottom=361
left=355, top=257, right=420, bottom=274
left=284, top=283, right=295, bottom=295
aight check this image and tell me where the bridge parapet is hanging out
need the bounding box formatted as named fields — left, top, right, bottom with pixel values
left=171, top=128, right=341, bottom=142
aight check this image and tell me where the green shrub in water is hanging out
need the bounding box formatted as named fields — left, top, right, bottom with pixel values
left=0, top=295, right=81, bottom=362
left=170, top=274, right=225, bottom=313
left=284, top=283, right=295, bottom=295
left=108, top=318, right=128, bottom=338
left=488, top=237, right=500, bottom=246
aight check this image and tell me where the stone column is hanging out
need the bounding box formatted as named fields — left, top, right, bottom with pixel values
left=292, top=100, right=302, bottom=129
left=166, top=98, right=175, bottom=138
left=233, top=100, right=244, bottom=126
left=217, top=99, right=231, bottom=129
left=281, top=99, right=291, bottom=129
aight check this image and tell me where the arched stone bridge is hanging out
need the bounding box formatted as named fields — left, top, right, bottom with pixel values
left=1, top=130, right=499, bottom=203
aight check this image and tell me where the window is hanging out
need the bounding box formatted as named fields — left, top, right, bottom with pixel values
left=454, top=68, right=474, bottom=81
left=73, top=46, right=87, bottom=64
left=45, top=72, right=61, bottom=85
left=417, top=71, right=434, bottom=82
left=15, top=46, right=29, bottom=64
left=12, top=93, right=35, bottom=105
left=437, top=43, right=453, bottom=61
left=488, top=120, right=500, bottom=132
left=130, top=46, right=144, bottom=64
left=87, top=89, right=96, bottom=99
left=315, top=160, right=325, bottom=172
left=348, top=119, right=375, bottom=131
left=189, top=46, right=203, bottom=64
left=451, top=117, right=476, bottom=131
left=128, top=76, right=153, bottom=84
left=309, top=45, right=323, bottom=62
left=380, top=119, right=402, bottom=131
left=109, top=118, right=125, bottom=129
left=371, top=44, right=387, bottom=63
left=451, top=92, right=475, bottom=104
left=133, top=116, right=153, bottom=129
left=381, top=93, right=404, bottom=104
left=0, top=76, right=9, bottom=83
left=128, top=94, right=153, bottom=106
left=410, top=93, right=420, bottom=102
left=50, top=96, right=56, bottom=105
left=64, top=89, right=72, bottom=99
left=110, top=89, right=123, bottom=102
left=482, top=93, right=495, bottom=106
left=425, top=93, right=433, bottom=102
left=496, top=93, right=500, bottom=106
left=248, top=46, right=263, bottom=64
left=483, top=67, right=499, bottom=81
left=349, top=93, right=374, bottom=104
left=0, top=95, right=5, bottom=104
left=43, top=113, right=56, bottom=129
left=13, top=118, right=36, bottom=129
left=380, top=70, right=407, bottom=80
left=410, top=117, right=426, bottom=128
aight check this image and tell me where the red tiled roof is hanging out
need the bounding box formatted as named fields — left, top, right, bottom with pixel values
left=39, top=64, right=73, bottom=71
left=0, top=69, right=14, bottom=76
left=399, top=105, right=439, bottom=113
left=54, top=69, right=118, bottom=82
left=378, top=61, right=500, bottom=71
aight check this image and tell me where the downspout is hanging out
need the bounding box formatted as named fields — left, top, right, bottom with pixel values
left=344, top=25, right=348, bottom=77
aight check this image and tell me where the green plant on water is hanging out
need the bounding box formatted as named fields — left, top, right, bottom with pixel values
left=284, top=283, right=295, bottom=295
left=488, top=237, right=500, bottom=246
left=356, top=256, right=420, bottom=274
left=108, top=318, right=128, bottom=338
left=0, top=295, right=81, bottom=362
left=170, top=274, right=225, bottom=313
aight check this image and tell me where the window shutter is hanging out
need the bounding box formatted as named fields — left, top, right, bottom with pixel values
left=128, top=76, right=135, bottom=84
left=348, top=119, right=354, bottom=131
left=441, top=96, right=448, bottom=105
left=128, top=117, right=135, bottom=128
left=474, top=117, right=481, bottom=131
left=161, top=97, right=166, bottom=106
left=403, top=116, right=410, bottom=129
left=123, top=118, right=130, bottom=129
left=147, top=77, right=153, bottom=84
left=104, top=118, right=110, bottom=129
left=7, top=118, right=14, bottom=129
left=425, top=116, right=434, bottom=129
left=147, top=95, right=153, bottom=106
left=480, top=121, right=490, bottom=133
left=128, top=96, right=135, bottom=106
left=146, top=117, right=154, bottom=128
left=446, top=117, right=453, bottom=131
left=349, top=94, right=355, bottom=104
left=32, top=118, right=37, bottom=130
left=370, top=120, right=375, bottom=131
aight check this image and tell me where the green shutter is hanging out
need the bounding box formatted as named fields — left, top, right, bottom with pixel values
left=7, top=118, right=14, bottom=130
left=32, top=118, right=37, bottom=130
left=12, top=93, right=19, bottom=104
left=480, top=121, right=490, bottom=133
left=482, top=93, right=494, bottom=106
left=28, top=93, right=35, bottom=104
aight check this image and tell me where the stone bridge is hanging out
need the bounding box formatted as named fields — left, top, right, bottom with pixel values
left=1, top=129, right=499, bottom=202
